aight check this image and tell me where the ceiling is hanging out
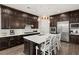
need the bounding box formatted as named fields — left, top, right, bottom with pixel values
left=4, top=4, right=79, bottom=16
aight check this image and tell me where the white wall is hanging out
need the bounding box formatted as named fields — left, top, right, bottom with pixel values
left=38, top=17, right=50, bottom=34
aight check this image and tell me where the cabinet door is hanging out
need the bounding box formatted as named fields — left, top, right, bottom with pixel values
left=15, top=36, right=24, bottom=45
left=69, top=35, right=75, bottom=43
left=15, top=17, right=21, bottom=29
left=24, top=40, right=30, bottom=55
left=1, top=13, right=10, bottom=29
left=9, top=37, right=17, bottom=47
left=8, top=15, right=15, bottom=29
left=9, top=36, right=24, bottom=47
left=60, top=14, right=70, bottom=21
left=22, top=13, right=28, bottom=26
left=31, top=17, right=38, bottom=29
left=24, top=39, right=38, bottom=55
left=26, top=16, right=32, bottom=25
left=75, top=36, right=79, bottom=44
left=50, top=17, right=54, bottom=27
left=70, top=11, right=79, bottom=23
left=53, top=17, right=57, bottom=27
left=1, top=6, right=13, bottom=29
left=0, top=38, right=9, bottom=50
left=70, top=35, right=79, bottom=44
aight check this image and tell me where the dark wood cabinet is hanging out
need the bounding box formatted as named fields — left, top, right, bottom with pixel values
left=0, top=36, right=24, bottom=50
left=50, top=16, right=58, bottom=27
left=59, top=13, right=70, bottom=21
left=50, top=10, right=79, bottom=27
left=31, top=17, right=38, bottom=29
left=70, top=35, right=79, bottom=44
left=1, top=13, right=10, bottom=29
left=9, top=37, right=17, bottom=47
left=0, top=5, right=38, bottom=29
left=69, top=11, right=79, bottom=23
left=24, top=40, right=30, bottom=54
left=9, top=36, right=24, bottom=47
left=0, top=37, right=9, bottom=50
left=50, top=13, right=70, bottom=27
left=50, top=17, right=54, bottom=27
left=26, top=15, right=38, bottom=29
left=24, top=39, right=38, bottom=55
left=0, top=32, right=40, bottom=51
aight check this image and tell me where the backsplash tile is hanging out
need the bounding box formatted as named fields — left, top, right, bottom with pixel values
left=0, top=28, right=39, bottom=35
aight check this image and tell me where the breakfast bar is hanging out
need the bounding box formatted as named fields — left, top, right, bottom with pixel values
left=23, top=34, right=57, bottom=55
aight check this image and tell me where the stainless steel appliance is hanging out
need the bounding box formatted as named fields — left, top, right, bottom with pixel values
left=57, top=21, right=69, bottom=42
left=70, top=23, right=79, bottom=28
left=50, top=27, right=56, bottom=34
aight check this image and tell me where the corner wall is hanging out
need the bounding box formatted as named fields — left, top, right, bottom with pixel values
left=38, top=16, right=50, bottom=34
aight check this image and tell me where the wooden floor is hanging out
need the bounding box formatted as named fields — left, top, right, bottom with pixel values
left=0, top=42, right=79, bottom=55
left=0, top=44, right=24, bottom=55
left=58, top=42, right=79, bottom=55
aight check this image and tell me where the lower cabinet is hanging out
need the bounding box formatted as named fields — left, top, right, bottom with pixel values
left=0, top=37, right=9, bottom=50
left=0, top=36, right=24, bottom=50
left=24, top=39, right=38, bottom=55
left=9, top=36, right=24, bottom=47
left=0, top=33, right=40, bottom=51
left=69, top=35, right=79, bottom=44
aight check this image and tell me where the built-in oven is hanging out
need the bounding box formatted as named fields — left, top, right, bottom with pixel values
left=70, top=23, right=79, bottom=34
left=50, top=27, right=56, bottom=34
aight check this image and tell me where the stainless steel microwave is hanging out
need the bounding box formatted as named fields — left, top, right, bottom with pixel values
left=50, top=27, right=56, bottom=34
left=70, top=23, right=79, bottom=28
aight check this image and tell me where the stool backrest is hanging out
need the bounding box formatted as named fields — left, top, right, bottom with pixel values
left=40, top=35, right=51, bottom=55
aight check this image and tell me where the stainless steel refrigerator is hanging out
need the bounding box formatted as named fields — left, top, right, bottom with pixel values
left=57, top=21, right=69, bottom=42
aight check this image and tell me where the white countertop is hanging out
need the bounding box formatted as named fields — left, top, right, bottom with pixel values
left=0, top=32, right=39, bottom=38
left=70, top=33, right=79, bottom=35
left=0, top=33, right=24, bottom=38
left=70, top=32, right=79, bottom=35
left=23, top=34, right=56, bottom=44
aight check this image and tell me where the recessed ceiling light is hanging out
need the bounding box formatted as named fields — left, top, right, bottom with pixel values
left=27, top=7, right=31, bottom=9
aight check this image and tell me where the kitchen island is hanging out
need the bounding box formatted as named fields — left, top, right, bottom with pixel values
left=23, top=34, right=56, bottom=55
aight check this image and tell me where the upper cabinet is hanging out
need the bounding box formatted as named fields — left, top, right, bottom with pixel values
left=59, top=13, right=70, bottom=21
left=50, top=15, right=60, bottom=27
left=69, top=11, right=79, bottom=23
left=50, top=10, right=79, bottom=27
left=0, top=5, right=38, bottom=29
